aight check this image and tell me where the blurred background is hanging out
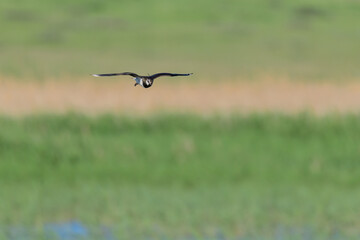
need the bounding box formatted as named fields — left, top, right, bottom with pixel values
left=1, top=0, right=360, bottom=80
left=1, top=0, right=360, bottom=239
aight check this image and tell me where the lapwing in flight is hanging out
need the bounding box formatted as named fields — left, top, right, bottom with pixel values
left=92, top=72, right=193, bottom=88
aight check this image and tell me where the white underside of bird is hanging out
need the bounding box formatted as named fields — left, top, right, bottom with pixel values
left=134, top=77, right=152, bottom=88
left=135, top=77, right=143, bottom=86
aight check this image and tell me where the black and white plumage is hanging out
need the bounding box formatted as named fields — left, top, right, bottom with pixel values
left=92, top=72, right=193, bottom=88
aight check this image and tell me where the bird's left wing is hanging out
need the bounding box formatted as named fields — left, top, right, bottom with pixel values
left=150, top=73, right=193, bottom=79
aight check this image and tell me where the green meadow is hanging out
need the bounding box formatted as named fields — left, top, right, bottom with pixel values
left=0, top=0, right=359, bottom=80
left=1, top=0, right=360, bottom=238
left=1, top=114, right=360, bottom=237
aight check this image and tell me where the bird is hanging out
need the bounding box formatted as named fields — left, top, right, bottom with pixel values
left=92, top=72, right=193, bottom=88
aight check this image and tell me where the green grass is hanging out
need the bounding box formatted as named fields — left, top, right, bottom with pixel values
left=0, top=0, right=359, bottom=80
left=1, top=113, right=360, bottom=237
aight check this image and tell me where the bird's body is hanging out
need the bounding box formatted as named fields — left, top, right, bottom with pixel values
left=92, top=72, right=192, bottom=88
left=134, top=76, right=152, bottom=88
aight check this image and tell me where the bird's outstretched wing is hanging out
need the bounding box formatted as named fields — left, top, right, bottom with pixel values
left=149, top=73, right=193, bottom=79
left=92, top=72, right=139, bottom=77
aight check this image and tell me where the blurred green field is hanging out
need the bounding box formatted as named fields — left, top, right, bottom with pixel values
left=0, top=0, right=359, bottom=80
left=1, top=113, right=360, bottom=237
left=2, top=0, right=360, bottom=239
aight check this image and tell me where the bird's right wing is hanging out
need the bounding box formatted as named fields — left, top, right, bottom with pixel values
left=92, top=72, right=139, bottom=77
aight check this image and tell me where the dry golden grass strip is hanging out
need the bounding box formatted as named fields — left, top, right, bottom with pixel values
left=0, top=78, right=360, bottom=115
